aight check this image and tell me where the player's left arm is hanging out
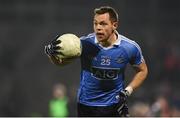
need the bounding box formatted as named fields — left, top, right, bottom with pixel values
left=126, top=61, right=148, bottom=94
left=122, top=41, right=148, bottom=96
left=117, top=42, right=148, bottom=116
left=117, top=62, right=147, bottom=116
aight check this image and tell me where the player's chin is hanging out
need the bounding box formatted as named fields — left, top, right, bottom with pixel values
left=96, top=36, right=105, bottom=42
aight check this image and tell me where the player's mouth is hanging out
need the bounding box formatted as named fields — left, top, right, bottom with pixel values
left=96, top=33, right=104, bottom=38
left=96, top=32, right=104, bottom=35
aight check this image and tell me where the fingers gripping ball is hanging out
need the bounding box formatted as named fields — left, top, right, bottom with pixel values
left=56, top=33, right=82, bottom=59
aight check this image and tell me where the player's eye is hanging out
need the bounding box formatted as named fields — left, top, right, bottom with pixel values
left=100, top=22, right=107, bottom=26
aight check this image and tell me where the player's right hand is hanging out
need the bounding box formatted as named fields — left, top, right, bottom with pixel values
left=44, top=35, right=61, bottom=56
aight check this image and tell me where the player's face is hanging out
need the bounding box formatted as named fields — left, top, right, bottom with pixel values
left=93, top=13, right=117, bottom=43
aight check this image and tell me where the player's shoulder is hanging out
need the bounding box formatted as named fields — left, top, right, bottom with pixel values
left=80, top=33, right=95, bottom=41
left=120, top=34, right=141, bottom=50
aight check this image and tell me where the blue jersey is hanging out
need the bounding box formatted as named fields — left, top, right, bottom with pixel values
left=78, top=32, right=144, bottom=106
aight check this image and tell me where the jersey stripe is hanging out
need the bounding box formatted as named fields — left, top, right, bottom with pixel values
left=121, top=35, right=144, bottom=63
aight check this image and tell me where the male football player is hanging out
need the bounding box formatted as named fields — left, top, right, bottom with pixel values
left=45, top=6, right=148, bottom=116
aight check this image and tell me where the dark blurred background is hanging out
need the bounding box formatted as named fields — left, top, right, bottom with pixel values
left=0, top=0, right=179, bottom=116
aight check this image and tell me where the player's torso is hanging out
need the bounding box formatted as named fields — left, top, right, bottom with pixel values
left=78, top=34, right=130, bottom=106
left=82, top=42, right=128, bottom=81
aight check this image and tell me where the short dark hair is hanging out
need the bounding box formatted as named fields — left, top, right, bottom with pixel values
left=94, top=6, right=118, bottom=22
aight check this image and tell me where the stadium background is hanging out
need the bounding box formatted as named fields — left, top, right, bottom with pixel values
left=0, top=0, right=179, bottom=116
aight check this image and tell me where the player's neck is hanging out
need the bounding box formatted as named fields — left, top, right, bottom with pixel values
left=100, top=33, right=117, bottom=47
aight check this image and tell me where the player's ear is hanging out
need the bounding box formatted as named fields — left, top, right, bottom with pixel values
left=113, top=22, right=118, bottom=30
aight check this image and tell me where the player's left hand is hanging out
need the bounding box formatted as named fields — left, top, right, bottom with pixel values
left=117, top=90, right=130, bottom=116
left=118, top=90, right=130, bottom=102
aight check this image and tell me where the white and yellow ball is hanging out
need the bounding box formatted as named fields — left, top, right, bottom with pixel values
left=55, top=33, right=81, bottom=59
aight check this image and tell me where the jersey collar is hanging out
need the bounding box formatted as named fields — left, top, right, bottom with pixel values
left=94, top=30, right=121, bottom=47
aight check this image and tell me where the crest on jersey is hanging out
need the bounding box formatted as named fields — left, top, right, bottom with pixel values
left=115, top=57, right=126, bottom=64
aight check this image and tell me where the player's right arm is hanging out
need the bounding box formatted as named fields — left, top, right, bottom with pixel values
left=45, top=45, right=75, bottom=66
left=47, top=54, right=75, bottom=66
left=44, top=43, right=77, bottom=66
left=47, top=55, right=62, bottom=65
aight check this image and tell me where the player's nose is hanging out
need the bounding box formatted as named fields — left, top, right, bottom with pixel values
left=96, top=24, right=103, bottom=31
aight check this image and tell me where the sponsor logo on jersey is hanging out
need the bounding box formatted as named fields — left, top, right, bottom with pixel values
left=91, top=66, right=122, bottom=80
